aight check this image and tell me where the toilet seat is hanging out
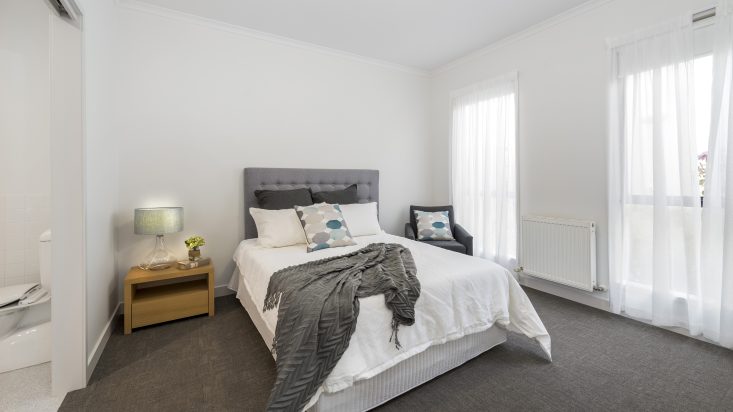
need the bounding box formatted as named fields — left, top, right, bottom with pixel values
left=0, top=283, right=40, bottom=307
left=0, top=292, right=51, bottom=315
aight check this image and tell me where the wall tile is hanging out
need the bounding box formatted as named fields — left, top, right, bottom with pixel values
left=6, top=263, right=24, bottom=278
left=5, top=276, right=27, bottom=287
left=0, top=194, right=49, bottom=287
left=6, top=222, right=24, bottom=247
left=6, top=249, right=24, bottom=265
left=5, top=195, right=25, bottom=213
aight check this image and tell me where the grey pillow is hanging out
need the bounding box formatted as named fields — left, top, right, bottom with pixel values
left=254, top=188, right=313, bottom=210
left=312, top=184, right=358, bottom=204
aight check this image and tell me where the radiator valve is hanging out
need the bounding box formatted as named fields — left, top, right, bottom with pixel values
left=593, top=285, right=607, bottom=292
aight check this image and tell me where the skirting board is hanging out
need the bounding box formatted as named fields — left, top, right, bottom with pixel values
left=519, top=274, right=728, bottom=349
left=86, top=302, right=121, bottom=382
left=88, top=285, right=231, bottom=381
left=215, top=284, right=235, bottom=297
left=84, top=286, right=248, bottom=382
left=518, top=273, right=610, bottom=311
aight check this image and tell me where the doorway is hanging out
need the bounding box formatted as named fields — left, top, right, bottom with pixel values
left=0, top=0, right=86, bottom=407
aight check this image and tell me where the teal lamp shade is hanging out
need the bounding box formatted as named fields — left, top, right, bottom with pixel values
left=134, top=207, right=183, bottom=270
left=134, top=207, right=183, bottom=235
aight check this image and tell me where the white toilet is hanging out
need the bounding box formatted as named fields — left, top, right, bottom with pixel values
left=0, top=230, right=52, bottom=374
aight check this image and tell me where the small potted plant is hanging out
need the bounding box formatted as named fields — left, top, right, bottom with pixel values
left=184, top=235, right=206, bottom=261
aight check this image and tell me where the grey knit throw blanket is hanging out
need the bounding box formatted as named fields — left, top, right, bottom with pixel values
left=262, top=243, right=420, bottom=411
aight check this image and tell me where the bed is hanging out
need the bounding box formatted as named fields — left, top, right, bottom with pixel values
left=228, top=167, right=551, bottom=412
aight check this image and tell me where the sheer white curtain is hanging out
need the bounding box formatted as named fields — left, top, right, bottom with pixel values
left=608, top=19, right=704, bottom=330
left=701, top=3, right=733, bottom=348
left=450, top=73, right=517, bottom=269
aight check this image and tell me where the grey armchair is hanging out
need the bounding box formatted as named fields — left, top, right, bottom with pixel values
left=405, top=205, right=473, bottom=256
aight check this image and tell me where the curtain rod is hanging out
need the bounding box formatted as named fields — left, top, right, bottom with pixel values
left=693, top=7, right=716, bottom=23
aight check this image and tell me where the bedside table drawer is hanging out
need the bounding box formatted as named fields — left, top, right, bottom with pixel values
left=131, top=279, right=209, bottom=328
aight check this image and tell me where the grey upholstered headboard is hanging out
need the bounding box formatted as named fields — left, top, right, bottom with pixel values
left=244, top=168, right=379, bottom=239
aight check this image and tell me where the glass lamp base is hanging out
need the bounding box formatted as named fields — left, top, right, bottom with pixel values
left=139, top=235, right=176, bottom=270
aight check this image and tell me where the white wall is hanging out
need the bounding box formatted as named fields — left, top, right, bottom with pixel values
left=430, top=0, right=711, bottom=303
left=81, top=0, right=708, bottom=334
left=0, top=0, right=51, bottom=288
left=88, top=2, right=432, bottom=292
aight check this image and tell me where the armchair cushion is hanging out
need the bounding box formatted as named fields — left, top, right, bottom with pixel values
left=420, top=240, right=467, bottom=254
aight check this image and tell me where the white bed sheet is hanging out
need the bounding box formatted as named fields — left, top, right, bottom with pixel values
left=228, top=232, right=551, bottom=405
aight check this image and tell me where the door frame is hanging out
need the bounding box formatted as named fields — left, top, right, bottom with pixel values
left=48, top=0, right=86, bottom=396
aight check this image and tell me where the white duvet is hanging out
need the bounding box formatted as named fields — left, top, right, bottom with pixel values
left=229, top=232, right=551, bottom=402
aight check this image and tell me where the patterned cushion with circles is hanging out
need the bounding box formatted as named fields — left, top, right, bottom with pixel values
left=295, top=203, right=357, bottom=252
left=414, top=210, right=454, bottom=241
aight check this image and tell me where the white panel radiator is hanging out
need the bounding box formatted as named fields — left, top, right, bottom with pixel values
left=520, top=216, right=597, bottom=292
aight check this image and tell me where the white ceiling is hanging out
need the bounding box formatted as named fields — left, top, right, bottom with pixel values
left=135, top=0, right=591, bottom=71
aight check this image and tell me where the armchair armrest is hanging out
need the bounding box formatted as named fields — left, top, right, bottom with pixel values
left=404, top=223, right=416, bottom=240
left=454, top=224, right=473, bottom=256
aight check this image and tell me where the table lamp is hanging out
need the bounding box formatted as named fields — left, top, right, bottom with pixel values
left=134, top=207, right=183, bottom=270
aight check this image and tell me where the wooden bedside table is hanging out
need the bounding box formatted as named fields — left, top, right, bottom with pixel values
left=124, top=263, right=215, bottom=334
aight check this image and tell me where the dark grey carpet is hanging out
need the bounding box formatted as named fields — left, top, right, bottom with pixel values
left=60, top=288, right=733, bottom=412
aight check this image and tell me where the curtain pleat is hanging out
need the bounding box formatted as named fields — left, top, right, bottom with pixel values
left=608, top=17, right=701, bottom=328
left=450, top=74, right=517, bottom=269
left=609, top=6, right=733, bottom=348
left=701, top=3, right=733, bottom=348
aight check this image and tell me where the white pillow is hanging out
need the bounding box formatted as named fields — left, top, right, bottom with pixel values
left=249, top=207, right=307, bottom=248
left=339, top=202, right=381, bottom=237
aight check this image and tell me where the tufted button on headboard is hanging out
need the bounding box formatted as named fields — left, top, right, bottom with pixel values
left=243, top=168, right=379, bottom=239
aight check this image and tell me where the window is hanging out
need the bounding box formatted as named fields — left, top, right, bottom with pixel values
left=608, top=17, right=714, bottom=329
left=450, top=73, right=517, bottom=268
left=622, top=54, right=712, bottom=205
